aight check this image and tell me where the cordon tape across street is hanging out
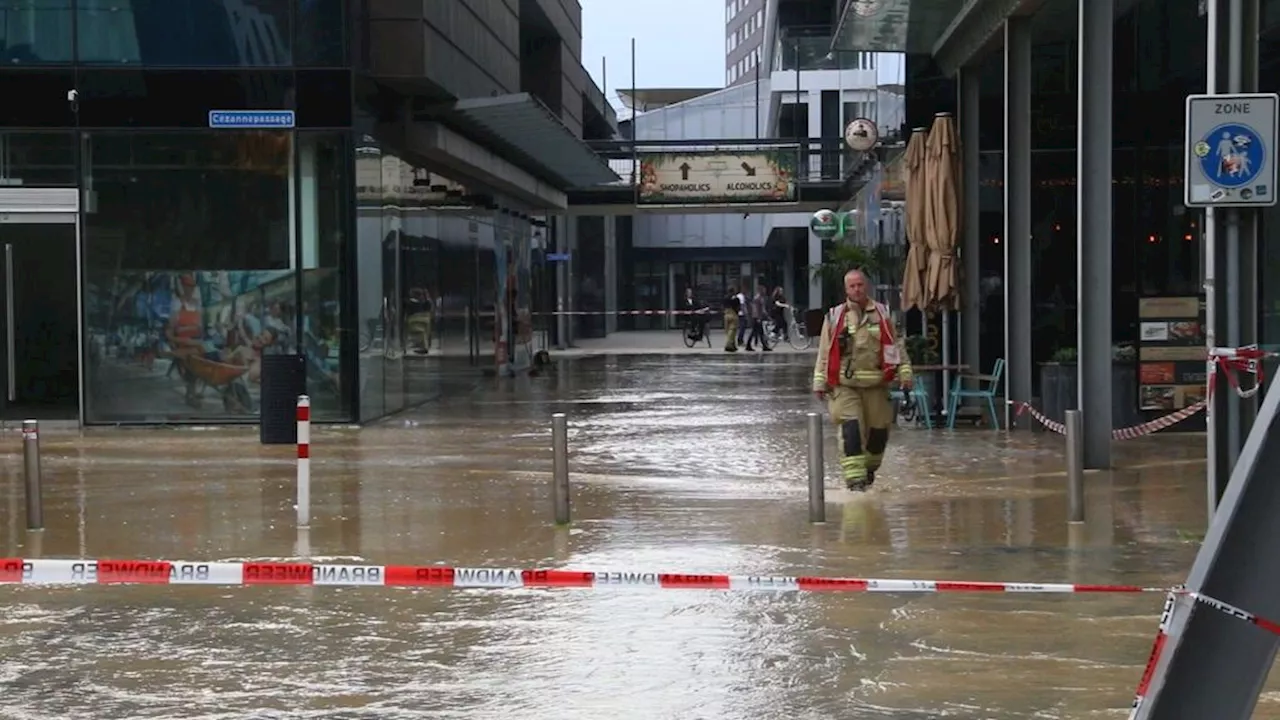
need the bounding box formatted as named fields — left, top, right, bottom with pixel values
left=0, top=558, right=1177, bottom=592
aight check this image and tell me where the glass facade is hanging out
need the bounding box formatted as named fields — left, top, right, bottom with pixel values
left=353, top=137, right=535, bottom=422
left=903, top=0, right=1230, bottom=380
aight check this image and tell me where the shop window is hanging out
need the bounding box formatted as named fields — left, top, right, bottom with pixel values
left=81, top=130, right=351, bottom=423
left=0, top=0, right=72, bottom=64
left=77, top=0, right=292, bottom=66
left=0, top=131, right=77, bottom=186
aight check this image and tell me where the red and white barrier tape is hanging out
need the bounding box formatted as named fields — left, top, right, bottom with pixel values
left=0, top=559, right=1170, bottom=591
left=1010, top=399, right=1207, bottom=439
left=1127, top=591, right=1178, bottom=718
left=532, top=310, right=712, bottom=316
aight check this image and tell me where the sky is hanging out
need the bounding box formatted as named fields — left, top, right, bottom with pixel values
left=580, top=0, right=725, bottom=106
left=580, top=0, right=908, bottom=110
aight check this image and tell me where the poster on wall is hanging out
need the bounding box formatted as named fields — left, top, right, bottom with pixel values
left=636, top=151, right=798, bottom=205
left=1136, top=296, right=1206, bottom=411
left=84, top=269, right=342, bottom=422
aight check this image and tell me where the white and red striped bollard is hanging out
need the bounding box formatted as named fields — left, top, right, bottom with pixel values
left=296, top=395, right=311, bottom=528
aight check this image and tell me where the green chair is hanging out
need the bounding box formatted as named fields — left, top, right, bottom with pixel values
left=891, top=382, right=934, bottom=429
left=947, top=358, right=1005, bottom=430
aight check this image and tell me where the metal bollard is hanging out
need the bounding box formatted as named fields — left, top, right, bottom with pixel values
left=807, top=412, right=826, bottom=523
left=552, top=413, right=571, bottom=525
left=296, top=395, right=311, bottom=528
left=22, top=419, right=43, bottom=531
left=1065, top=409, right=1085, bottom=523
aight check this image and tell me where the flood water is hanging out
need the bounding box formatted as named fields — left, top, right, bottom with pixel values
left=0, top=354, right=1271, bottom=718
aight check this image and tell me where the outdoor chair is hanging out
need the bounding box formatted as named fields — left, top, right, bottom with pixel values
left=946, top=358, right=1005, bottom=430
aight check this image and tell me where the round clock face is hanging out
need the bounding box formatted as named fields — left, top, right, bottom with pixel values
left=844, top=118, right=879, bottom=151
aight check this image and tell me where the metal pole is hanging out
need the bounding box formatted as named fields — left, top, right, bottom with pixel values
left=552, top=413, right=571, bottom=525
left=1065, top=410, right=1084, bottom=523
left=807, top=412, right=825, bottom=523
left=1076, top=0, right=1114, bottom=468
left=1005, top=20, right=1033, bottom=431
left=22, top=419, right=42, bottom=531
left=296, top=395, right=311, bottom=528
left=1205, top=0, right=1221, bottom=522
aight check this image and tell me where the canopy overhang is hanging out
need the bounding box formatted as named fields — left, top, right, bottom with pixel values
left=443, top=94, right=620, bottom=190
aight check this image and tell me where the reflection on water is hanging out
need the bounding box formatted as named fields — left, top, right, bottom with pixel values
left=0, top=355, right=1259, bottom=718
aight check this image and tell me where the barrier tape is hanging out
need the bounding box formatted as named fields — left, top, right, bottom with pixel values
left=0, top=559, right=1170, bottom=592
left=1009, top=399, right=1207, bottom=439
left=1127, top=591, right=1178, bottom=718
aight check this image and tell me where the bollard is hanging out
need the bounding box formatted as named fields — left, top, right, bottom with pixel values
left=1065, top=409, right=1084, bottom=523
left=296, top=395, right=311, bottom=528
left=22, top=419, right=42, bottom=531
left=807, top=412, right=826, bottom=523
left=551, top=413, right=571, bottom=524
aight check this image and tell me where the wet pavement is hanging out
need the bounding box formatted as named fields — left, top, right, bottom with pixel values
left=0, top=354, right=1262, bottom=719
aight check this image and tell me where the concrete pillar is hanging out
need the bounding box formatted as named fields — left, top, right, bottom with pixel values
left=960, top=65, right=982, bottom=379
left=1076, top=0, right=1113, bottom=468
left=604, top=216, right=618, bottom=335
left=1004, top=18, right=1033, bottom=430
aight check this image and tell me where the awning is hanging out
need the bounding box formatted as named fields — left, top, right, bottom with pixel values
left=446, top=94, right=620, bottom=190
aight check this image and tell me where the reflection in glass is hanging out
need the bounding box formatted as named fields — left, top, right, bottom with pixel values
left=76, top=0, right=291, bottom=66
left=0, top=131, right=76, bottom=186
left=0, top=0, right=72, bottom=64
left=81, top=131, right=349, bottom=423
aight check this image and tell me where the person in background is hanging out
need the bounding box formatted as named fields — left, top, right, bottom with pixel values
left=735, top=286, right=749, bottom=348
left=684, top=287, right=709, bottom=346
left=770, top=286, right=790, bottom=341
left=746, top=285, right=772, bottom=352
left=723, top=286, right=741, bottom=352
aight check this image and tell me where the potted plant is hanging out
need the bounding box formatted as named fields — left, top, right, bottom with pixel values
left=1038, top=342, right=1140, bottom=428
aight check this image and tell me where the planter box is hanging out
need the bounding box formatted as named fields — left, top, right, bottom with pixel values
left=1038, top=362, right=1141, bottom=429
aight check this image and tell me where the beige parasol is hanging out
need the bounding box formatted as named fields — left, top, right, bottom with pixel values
left=923, top=112, right=961, bottom=309
left=900, top=128, right=929, bottom=311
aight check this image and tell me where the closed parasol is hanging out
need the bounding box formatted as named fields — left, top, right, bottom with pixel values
left=923, top=112, right=961, bottom=309
left=901, top=128, right=929, bottom=311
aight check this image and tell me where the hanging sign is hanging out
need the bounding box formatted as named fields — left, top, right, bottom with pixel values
left=1184, top=93, right=1279, bottom=207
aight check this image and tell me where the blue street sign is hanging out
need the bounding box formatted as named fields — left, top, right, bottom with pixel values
left=546, top=252, right=570, bottom=262
left=208, top=110, right=296, bottom=129
left=1185, top=93, right=1280, bottom=207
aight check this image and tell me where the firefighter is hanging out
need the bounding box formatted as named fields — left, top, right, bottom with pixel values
left=812, top=269, right=913, bottom=490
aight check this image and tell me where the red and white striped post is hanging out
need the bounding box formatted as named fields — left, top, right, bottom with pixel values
left=296, top=395, right=311, bottom=528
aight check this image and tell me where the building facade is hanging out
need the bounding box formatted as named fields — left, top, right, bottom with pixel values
left=625, top=9, right=903, bottom=326
left=726, top=0, right=767, bottom=86
left=0, top=0, right=615, bottom=426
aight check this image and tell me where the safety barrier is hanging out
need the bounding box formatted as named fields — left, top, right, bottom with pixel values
left=0, top=558, right=1171, bottom=590
left=20, top=419, right=41, bottom=531
left=296, top=395, right=311, bottom=528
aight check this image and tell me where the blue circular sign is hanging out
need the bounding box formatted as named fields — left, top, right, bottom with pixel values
left=1197, top=123, right=1266, bottom=188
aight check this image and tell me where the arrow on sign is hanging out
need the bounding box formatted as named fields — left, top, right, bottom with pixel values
left=741, top=162, right=756, bottom=176
left=679, top=162, right=692, bottom=180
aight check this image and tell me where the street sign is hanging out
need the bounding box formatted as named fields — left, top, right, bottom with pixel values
left=1184, top=93, right=1279, bottom=207
left=546, top=252, right=570, bottom=262
left=208, top=110, right=296, bottom=129
left=636, top=151, right=797, bottom=205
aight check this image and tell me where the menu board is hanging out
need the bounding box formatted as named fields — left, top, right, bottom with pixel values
left=1137, top=296, right=1207, bottom=410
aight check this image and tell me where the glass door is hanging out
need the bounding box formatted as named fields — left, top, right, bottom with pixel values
left=0, top=218, right=80, bottom=421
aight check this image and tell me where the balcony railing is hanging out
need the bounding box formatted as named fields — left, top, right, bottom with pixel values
left=772, top=33, right=867, bottom=72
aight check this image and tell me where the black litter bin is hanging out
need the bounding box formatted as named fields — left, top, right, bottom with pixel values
left=260, top=353, right=306, bottom=445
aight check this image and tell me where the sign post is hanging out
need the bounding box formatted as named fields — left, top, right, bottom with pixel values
left=1184, top=92, right=1279, bottom=521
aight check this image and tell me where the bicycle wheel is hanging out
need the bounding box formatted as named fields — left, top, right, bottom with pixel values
left=788, top=323, right=812, bottom=350
left=682, top=325, right=698, bottom=348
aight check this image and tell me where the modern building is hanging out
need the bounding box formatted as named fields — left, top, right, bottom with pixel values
left=726, top=0, right=767, bottom=86
left=0, top=0, right=617, bottom=426
left=620, top=5, right=903, bottom=326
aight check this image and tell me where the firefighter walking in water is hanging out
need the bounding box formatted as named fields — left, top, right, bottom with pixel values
left=812, top=269, right=913, bottom=490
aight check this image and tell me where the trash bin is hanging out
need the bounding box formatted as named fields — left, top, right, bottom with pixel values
left=260, top=353, right=306, bottom=445
left=804, top=309, right=825, bottom=337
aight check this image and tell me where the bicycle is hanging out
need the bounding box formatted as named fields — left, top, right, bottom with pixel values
left=681, top=307, right=713, bottom=348
left=763, top=305, right=811, bottom=350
